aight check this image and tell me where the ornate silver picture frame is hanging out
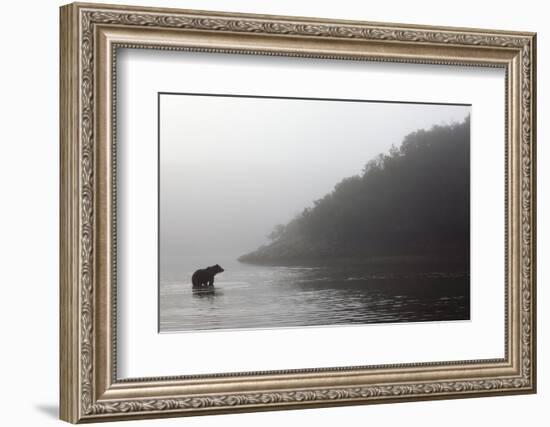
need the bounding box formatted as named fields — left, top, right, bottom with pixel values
left=60, top=2, right=536, bottom=423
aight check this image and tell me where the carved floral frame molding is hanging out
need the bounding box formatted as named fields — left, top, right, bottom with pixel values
left=60, top=2, right=536, bottom=423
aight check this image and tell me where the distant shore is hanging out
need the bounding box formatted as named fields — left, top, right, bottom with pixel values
left=237, top=253, right=469, bottom=273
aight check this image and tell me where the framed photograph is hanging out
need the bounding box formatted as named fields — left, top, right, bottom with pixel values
left=60, top=2, right=537, bottom=423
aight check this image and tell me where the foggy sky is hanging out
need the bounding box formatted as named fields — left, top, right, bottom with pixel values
left=160, top=94, right=470, bottom=269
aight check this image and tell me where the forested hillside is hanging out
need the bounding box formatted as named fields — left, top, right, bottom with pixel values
left=239, top=116, right=470, bottom=267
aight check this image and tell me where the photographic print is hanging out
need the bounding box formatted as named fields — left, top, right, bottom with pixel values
left=159, top=93, right=471, bottom=332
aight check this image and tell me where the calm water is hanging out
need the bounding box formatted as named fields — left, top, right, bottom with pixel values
left=159, top=257, right=469, bottom=332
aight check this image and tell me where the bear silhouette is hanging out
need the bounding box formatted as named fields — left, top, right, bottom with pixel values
left=192, top=264, right=224, bottom=289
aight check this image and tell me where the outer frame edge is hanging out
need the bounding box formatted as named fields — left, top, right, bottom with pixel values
left=60, top=3, right=81, bottom=424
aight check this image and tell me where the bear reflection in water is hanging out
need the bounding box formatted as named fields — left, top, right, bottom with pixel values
left=191, top=264, right=224, bottom=289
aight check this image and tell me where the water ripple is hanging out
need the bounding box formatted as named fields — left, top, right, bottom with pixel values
left=160, top=263, right=469, bottom=332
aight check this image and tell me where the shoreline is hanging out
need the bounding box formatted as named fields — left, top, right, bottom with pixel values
left=237, top=254, right=469, bottom=272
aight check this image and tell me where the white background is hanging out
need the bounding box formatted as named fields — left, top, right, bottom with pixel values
left=0, top=0, right=545, bottom=426
left=118, top=50, right=503, bottom=378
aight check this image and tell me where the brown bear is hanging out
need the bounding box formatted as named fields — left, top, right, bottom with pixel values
left=192, top=264, right=224, bottom=289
